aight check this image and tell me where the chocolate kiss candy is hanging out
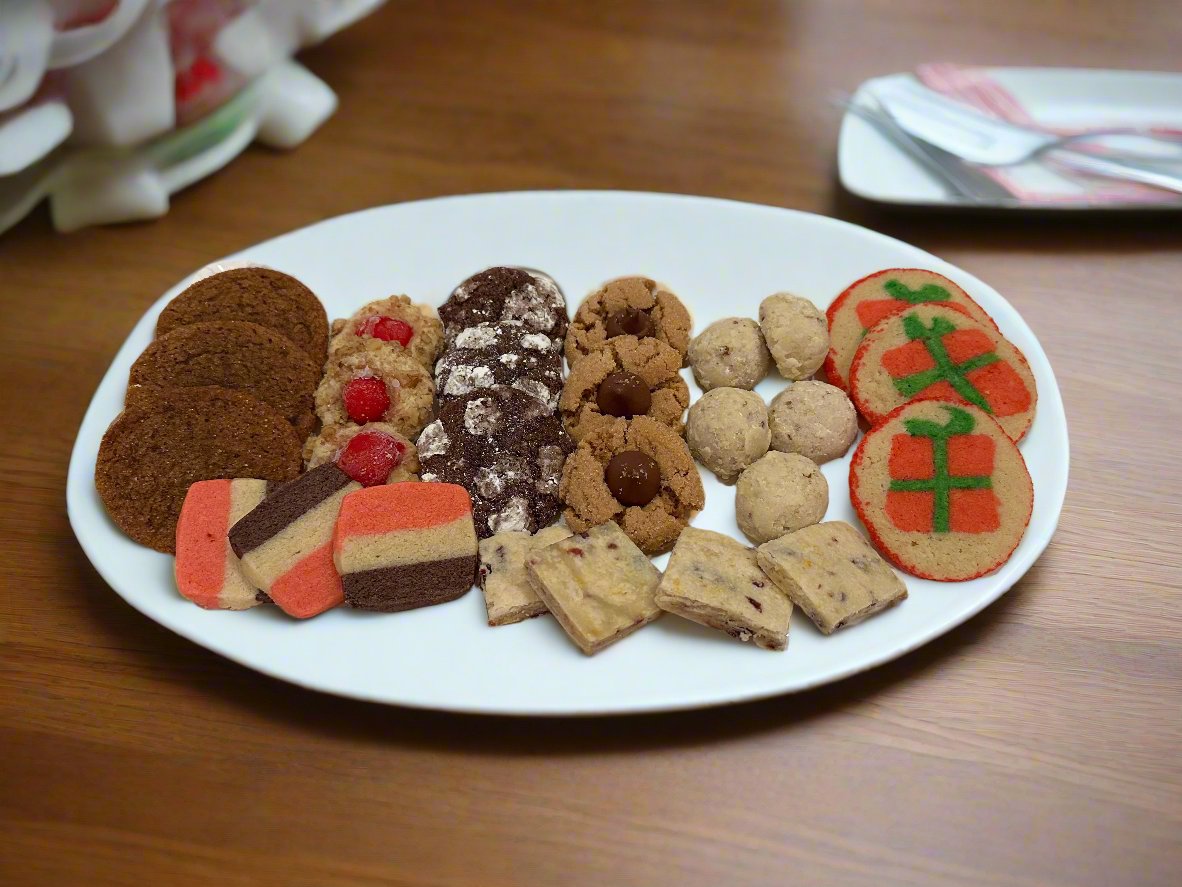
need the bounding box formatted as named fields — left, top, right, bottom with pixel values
left=604, top=307, right=655, bottom=339
left=604, top=451, right=661, bottom=506
left=596, top=371, right=652, bottom=418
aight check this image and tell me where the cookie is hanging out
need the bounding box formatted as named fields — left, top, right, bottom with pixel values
left=417, top=386, right=574, bottom=537
left=315, top=338, right=436, bottom=439
left=328, top=294, right=444, bottom=369
left=685, top=387, right=769, bottom=485
left=687, top=317, right=771, bottom=391
left=129, top=320, right=320, bottom=436
left=439, top=267, right=567, bottom=343
left=156, top=267, right=328, bottom=363
left=757, top=521, right=907, bottom=634
left=477, top=524, right=572, bottom=626
left=768, top=381, right=858, bottom=465
left=849, top=304, right=1037, bottom=442
left=758, top=293, right=828, bottom=381
left=824, top=268, right=998, bottom=391
left=332, top=482, right=478, bottom=612
left=565, top=276, right=692, bottom=366
left=849, top=401, right=1033, bottom=581
left=735, top=451, right=829, bottom=545
left=559, top=335, right=689, bottom=442
left=229, top=463, right=361, bottom=618
left=174, top=479, right=271, bottom=609
left=524, top=521, right=662, bottom=655
left=96, top=386, right=302, bottom=553
left=304, top=422, right=420, bottom=486
left=559, top=415, right=704, bottom=555
left=655, top=527, right=791, bottom=651
left=435, top=321, right=564, bottom=409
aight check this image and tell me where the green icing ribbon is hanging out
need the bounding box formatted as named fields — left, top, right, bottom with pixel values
left=883, top=280, right=952, bottom=304
left=889, top=405, right=992, bottom=533
left=891, top=313, right=998, bottom=412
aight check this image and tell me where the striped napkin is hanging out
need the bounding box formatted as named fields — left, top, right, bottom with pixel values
left=916, top=63, right=1182, bottom=205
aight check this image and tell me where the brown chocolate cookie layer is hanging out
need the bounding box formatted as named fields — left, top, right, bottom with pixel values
left=156, top=267, right=328, bottom=362
left=130, top=320, right=320, bottom=437
left=342, top=556, right=477, bottom=612
left=229, top=463, right=354, bottom=556
left=95, top=387, right=302, bottom=553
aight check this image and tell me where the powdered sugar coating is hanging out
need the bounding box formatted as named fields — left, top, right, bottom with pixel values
left=435, top=320, right=564, bottom=410
left=439, top=267, right=568, bottom=343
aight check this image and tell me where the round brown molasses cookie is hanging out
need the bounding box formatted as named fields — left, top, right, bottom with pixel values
left=439, top=267, right=567, bottom=343
left=315, top=339, right=435, bottom=439
left=304, top=422, right=420, bottom=485
left=565, top=276, right=692, bottom=366
left=96, top=386, right=302, bottom=553
left=329, top=295, right=444, bottom=370
left=156, top=267, right=328, bottom=363
left=559, top=416, right=704, bottom=554
left=129, top=320, right=320, bottom=437
left=559, top=335, right=689, bottom=441
left=435, top=321, right=564, bottom=409
left=417, top=386, right=574, bottom=537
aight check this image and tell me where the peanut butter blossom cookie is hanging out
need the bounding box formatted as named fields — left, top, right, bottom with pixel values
left=565, top=276, right=692, bottom=366
left=417, top=386, right=574, bottom=538
left=559, top=415, right=704, bottom=554
left=439, top=267, right=567, bottom=343
left=849, top=304, right=1037, bottom=441
left=156, top=267, right=329, bottom=363
left=849, top=401, right=1033, bottom=581
left=824, top=268, right=997, bottom=391
left=328, top=294, right=444, bottom=370
left=559, top=335, right=690, bottom=441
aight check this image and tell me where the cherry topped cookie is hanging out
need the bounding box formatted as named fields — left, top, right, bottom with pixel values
left=329, top=294, right=444, bottom=370
left=315, top=339, right=435, bottom=439
left=438, top=267, right=567, bottom=343
left=559, top=335, right=690, bottom=441
left=565, top=276, right=692, bottom=366
left=559, top=415, right=704, bottom=555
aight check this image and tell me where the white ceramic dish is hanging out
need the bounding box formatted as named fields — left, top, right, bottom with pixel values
left=839, top=68, right=1182, bottom=209
left=67, top=191, right=1069, bottom=716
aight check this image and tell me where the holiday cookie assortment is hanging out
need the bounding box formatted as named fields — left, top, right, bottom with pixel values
left=95, top=261, right=1037, bottom=658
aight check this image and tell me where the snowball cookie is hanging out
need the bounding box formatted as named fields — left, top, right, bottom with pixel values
left=687, top=317, right=771, bottom=391
left=768, top=381, right=858, bottom=465
left=685, top=387, right=770, bottom=485
left=759, top=293, right=828, bottom=381
left=735, top=452, right=829, bottom=545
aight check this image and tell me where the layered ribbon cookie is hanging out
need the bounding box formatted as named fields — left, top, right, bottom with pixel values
left=175, top=479, right=271, bottom=610
left=333, top=482, right=477, bottom=612
left=228, top=464, right=361, bottom=618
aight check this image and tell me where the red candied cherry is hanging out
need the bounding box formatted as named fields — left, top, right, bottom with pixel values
left=342, top=376, right=390, bottom=423
left=358, top=315, right=414, bottom=347
left=336, top=430, right=406, bottom=486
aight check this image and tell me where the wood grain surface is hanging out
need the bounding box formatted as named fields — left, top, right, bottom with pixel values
left=2, top=2, right=1181, bottom=885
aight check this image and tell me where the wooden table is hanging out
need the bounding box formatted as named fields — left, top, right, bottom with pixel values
left=3, top=2, right=1180, bottom=885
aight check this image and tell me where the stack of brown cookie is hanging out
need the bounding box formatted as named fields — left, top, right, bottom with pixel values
left=418, top=267, right=574, bottom=538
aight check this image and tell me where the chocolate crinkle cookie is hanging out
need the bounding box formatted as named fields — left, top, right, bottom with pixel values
left=435, top=320, right=564, bottom=409
left=416, top=386, right=574, bottom=537
left=438, top=267, right=567, bottom=343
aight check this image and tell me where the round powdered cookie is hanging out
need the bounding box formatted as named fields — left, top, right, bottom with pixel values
left=129, top=320, right=320, bottom=437
left=417, top=386, right=574, bottom=537
left=735, top=451, right=829, bottom=544
left=759, top=293, right=828, bottom=381
left=685, top=387, right=770, bottom=485
left=315, top=339, right=436, bottom=439
left=559, top=415, right=704, bottom=554
left=768, top=380, right=858, bottom=465
left=560, top=335, right=690, bottom=441
left=687, top=317, right=771, bottom=391
left=439, top=267, right=567, bottom=343
left=850, top=400, right=1033, bottom=581
left=156, top=267, right=328, bottom=363
left=849, top=304, right=1037, bottom=441
left=96, top=386, right=303, bottom=553
left=824, top=268, right=998, bottom=391
left=435, top=321, right=564, bottom=409
left=328, top=294, right=444, bottom=370
left=304, top=422, right=420, bottom=486
left=565, top=276, right=692, bottom=366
